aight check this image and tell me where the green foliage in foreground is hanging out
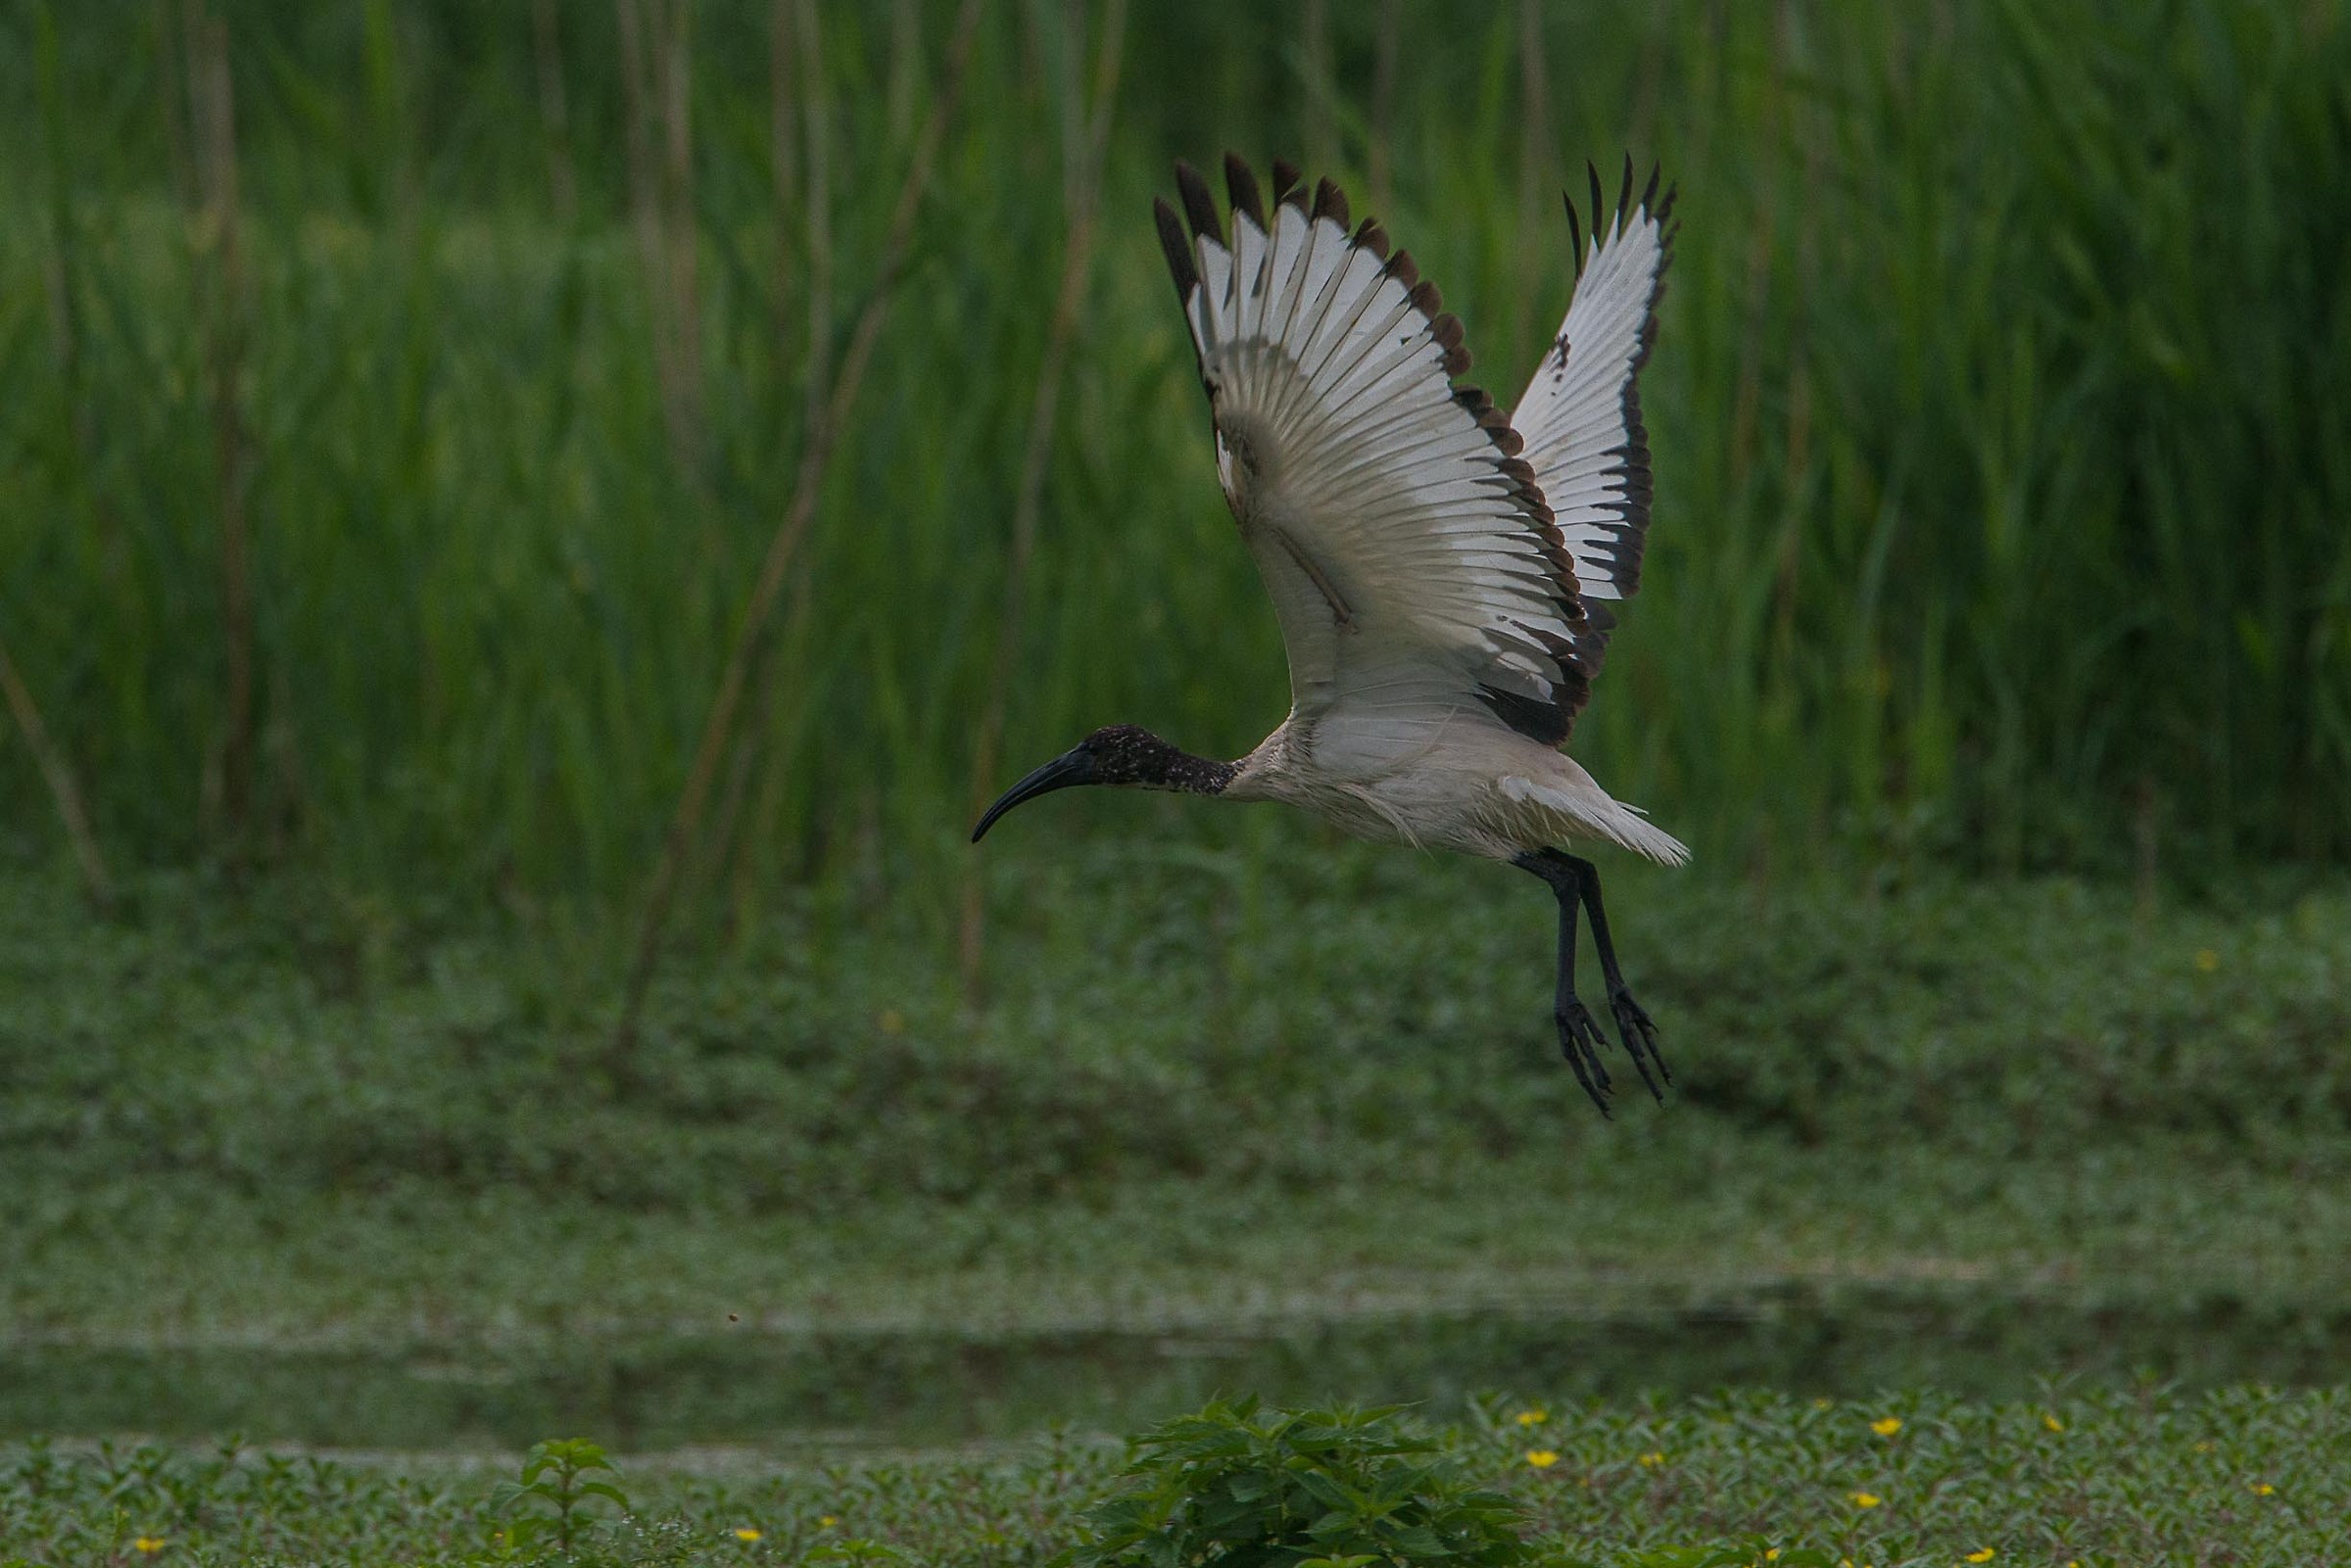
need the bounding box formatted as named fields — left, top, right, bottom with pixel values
left=493, top=1440, right=633, bottom=1559
left=4, top=2, right=2350, bottom=906
left=1066, top=1400, right=1537, bottom=1568
left=5, top=1389, right=2347, bottom=1566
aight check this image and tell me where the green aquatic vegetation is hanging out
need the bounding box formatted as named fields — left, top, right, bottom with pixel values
left=5, top=1389, right=2350, bottom=1565
left=493, top=1438, right=632, bottom=1556
left=1470, top=1387, right=2351, bottom=1567
left=4, top=863, right=2350, bottom=1357
left=1063, top=1399, right=1537, bottom=1568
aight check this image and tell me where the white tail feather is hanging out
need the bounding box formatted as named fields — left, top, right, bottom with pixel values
left=1499, top=774, right=1690, bottom=867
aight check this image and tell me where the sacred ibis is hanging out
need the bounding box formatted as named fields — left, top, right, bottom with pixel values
left=974, top=154, right=1682, bottom=1115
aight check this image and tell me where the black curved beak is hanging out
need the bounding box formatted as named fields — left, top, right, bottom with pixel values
left=971, top=748, right=1100, bottom=842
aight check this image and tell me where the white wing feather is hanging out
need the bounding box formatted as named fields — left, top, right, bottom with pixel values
left=1158, top=158, right=1605, bottom=751
left=1511, top=161, right=1675, bottom=617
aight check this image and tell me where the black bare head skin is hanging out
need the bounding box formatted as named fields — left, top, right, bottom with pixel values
left=970, top=725, right=1236, bottom=841
left=1071, top=724, right=1213, bottom=787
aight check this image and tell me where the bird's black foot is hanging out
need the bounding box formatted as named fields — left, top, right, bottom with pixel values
left=1517, top=846, right=1670, bottom=1117
left=1554, top=998, right=1615, bottom=1117
left=1608, top=986, right=1669, bottom=1102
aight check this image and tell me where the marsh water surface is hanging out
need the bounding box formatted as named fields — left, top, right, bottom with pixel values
left=12, top=1284, right=2350, bottom=1451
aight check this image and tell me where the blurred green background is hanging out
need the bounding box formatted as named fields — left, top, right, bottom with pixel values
left=6, top=0, right=2348, bottom=919
left=5, top=0, right=2351, bottom=1480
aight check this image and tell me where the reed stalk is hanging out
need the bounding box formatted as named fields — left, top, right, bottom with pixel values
left=530, top=0, right=577, bottom=224
left=1368, top=0, right=1401, bottom=214
left=1299, top=0, right=1334, bottom=173
left=796, top=0, right=832, bottom=436
left=617, top=0, right=704, bottom=480
left=769, top=0, right=798, bottom=342
left=184, top=1, right=254, bottom=853
left=1514, top=0, right=1549, bottom=355
left=0, top=633, right=113, bottom=911
left=958, top=0, right=1131, bottom=991
left=612, top=0, right=989, bottom=1056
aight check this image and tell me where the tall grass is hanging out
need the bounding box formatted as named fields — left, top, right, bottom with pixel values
left=1, top=1, right=2345, bottom=931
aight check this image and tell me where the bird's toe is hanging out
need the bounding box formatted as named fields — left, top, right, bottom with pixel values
left=1554, top=1001, right=1615, bottom=1115
left=1607, top=987, right=1670, bottom=1098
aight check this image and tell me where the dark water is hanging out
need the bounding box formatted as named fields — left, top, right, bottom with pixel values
left=9, top=1284, right=2351, bottom=1451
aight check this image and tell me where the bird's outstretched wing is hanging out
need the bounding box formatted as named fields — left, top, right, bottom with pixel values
left=1157, top=155, right=1603, bottom=751
left=1511, top=159, right=1675, bottom=658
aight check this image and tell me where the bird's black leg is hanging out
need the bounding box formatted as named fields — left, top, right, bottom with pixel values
left=1513, top=849, right=1614, bottom=1117
left=1569, top=855, right=1670, bottom=1099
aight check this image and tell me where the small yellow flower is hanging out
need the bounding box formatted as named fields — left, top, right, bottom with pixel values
left=1514, top=1408, right=1549, bottom=1427
left=1849, top=1491, right=1881, bottom=1508
left=2193, top=1441, right=2214, bottom=1453
left=1871, top=1416, right=1902, bottom=1437
left=2043, top=1413, right=2065, bottom=1433
left=1524, top=1449, right=1559, bottom=1469
left=1813, top=1398, right=1833, bottom=1410
left=819, top=1515, right=840, bottom=1528
left=735, top=1527, right=763, bottom=1542
left=2194, top=948, right=2220, bottom=974
left=2252, top=1481, right=2276, bottom=1496
left=1637, top=1450, right=1667, bottom=1468
left=1765, top=1550, right=1781, bottom=1562
left=1964, top=1551, right=1995, bottom=1564
left=878, top=1008, right=905, bottom=1034
left=132, top=1540, right=167, bottom=1555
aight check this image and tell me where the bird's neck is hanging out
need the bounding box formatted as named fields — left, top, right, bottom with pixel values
left=1139, top=742, right=1239, bottom=796
left=1086, top=722, right=1238, bottom=794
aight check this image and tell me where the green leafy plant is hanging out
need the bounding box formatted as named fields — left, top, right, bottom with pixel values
left=1063, top=1398, right=1539, bottom=1568
left=492, top=1437, right=630, bottom=1556
left=1562, top=1548, right=1835, bottom=1568
left=804, top=1540, right=917, bottom=1566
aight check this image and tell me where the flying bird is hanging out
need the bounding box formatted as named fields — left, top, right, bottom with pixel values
left=974, top=154, right=1681, bottom=1115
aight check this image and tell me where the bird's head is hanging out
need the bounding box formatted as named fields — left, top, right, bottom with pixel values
left=971, top=725, right=1232, bottom=841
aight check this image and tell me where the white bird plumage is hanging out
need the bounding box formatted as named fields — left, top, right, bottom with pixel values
left=1168, top=157, right=1684, bottom=869
left=975, top=154, right=1684, bottom=1113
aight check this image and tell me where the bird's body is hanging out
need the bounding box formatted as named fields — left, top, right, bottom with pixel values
left=1225, top=715, right=1683, bottom=867
left=976, top=154, right=1684, bottom=1113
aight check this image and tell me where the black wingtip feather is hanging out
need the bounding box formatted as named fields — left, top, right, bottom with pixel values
left=1353, top=217, right=1391, bottom=260
left=1641, top=162, right=1661, bottom=211
left=1271, top=158, right=1303, bottom=203
left=1435, top=318, right=1472, bottom=377
left=1153, top=197, right=1196, bottom=299
left=1617, top=152, right=1634, bottom=222
left=1223, top=153, right=1264, bottom=227
left=1587, top=161, right=1605, bottom=235
left=1175, top=161, right=1223, bottom=245
left=1312, top=176, right=1350, bottom=229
